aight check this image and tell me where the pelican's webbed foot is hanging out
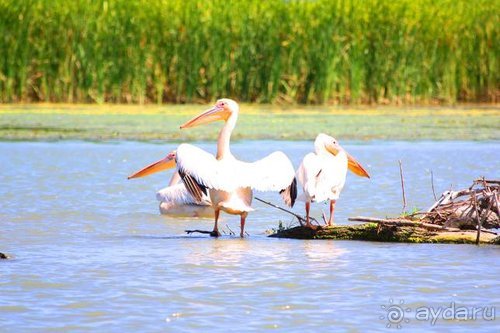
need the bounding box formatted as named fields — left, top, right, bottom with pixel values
left=210, top=230, right=221, bottom=237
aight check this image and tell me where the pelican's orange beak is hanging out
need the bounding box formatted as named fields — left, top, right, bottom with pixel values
left=325, top=142, right=341, bottom=156
left=180, top=104, right=230, bottom=129
left=346, top=152, right=370, bottom=178
left=127, top=151, right=176, bottom=179
left=326, top=142, right=370, bottom=178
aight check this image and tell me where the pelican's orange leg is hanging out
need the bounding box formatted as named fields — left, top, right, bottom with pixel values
left=240, top=212, right=248, bottom=238
left=211, top=209, right=221, bottom=237
left=327, top=200, right=336, bottom=226
left=305, top=201, right=314, bottom=229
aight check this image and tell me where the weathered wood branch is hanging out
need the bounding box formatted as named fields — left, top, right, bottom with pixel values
left=348, top=216, right=460, bottom=231
left=185, top=229, right=218, bottom=236
left=422, top=179, right=498, bottom=231
left=431, top=170, right=437, bottom=201
left=399, top=160, right=407, bottom=213
left=474, top=179, right=500, bottom=185
left=254, top=196, right=321, bottom=225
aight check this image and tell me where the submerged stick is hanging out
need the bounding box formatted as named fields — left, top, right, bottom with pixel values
left=185, top=229, right=218, bottom=237
left=225, top=224, right=235, bottom=236
left=321, top=211, right=328, bottom=225
left=431, top=170, right=437, bottom=201
left=399, top=160, right=407, bottom=213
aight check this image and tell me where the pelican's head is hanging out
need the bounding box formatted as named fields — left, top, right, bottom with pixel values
left=315, top=133, right=341, bottom=156
left=127, top=150, right=176, bottom=179
left=180, top=98, right=239, bottom=129
left=315, top=133, right=370, bottom=178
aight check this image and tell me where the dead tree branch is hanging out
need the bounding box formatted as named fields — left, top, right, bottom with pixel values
left=399, top=160, right=407, bottom=213
left=254, top=196, right=321, bottom=226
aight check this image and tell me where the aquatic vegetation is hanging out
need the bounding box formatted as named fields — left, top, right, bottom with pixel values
left=0, top=0, right=497, bottom=104
left=0, top=105, right=498, bottom=141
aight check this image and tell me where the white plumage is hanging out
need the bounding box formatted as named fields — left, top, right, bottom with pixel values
left=128, top=151, right=213, bottom=218
left=177, top=99, right=297, bottom=237
left=155, top=169, right=211, bottom=206
left=297, top=133, right=370, bottom=227
left=297, top=150, right=347, bottom=203
left=156, top=181, right=201, bottom=205
left=176, top=144, right=295, bottom=194
left=156, top=180, right=213, bottom=217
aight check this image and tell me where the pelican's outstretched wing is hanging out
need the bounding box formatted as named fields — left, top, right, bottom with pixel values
left=156, top=183, right=211, bottom=206
left=237, top=151, right=297, bottom=207
left=175, top=144, right=221, bottom=202
left=176, top=144, right=297, bottom=206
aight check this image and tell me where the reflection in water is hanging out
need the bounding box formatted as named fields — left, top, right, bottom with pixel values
left=301, top=240, right=348, bottom=265
left=0, top=141, right=499, bottom=332
left=184, top=239, right=253, bottom=266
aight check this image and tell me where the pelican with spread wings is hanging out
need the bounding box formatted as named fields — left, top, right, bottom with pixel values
left=297, top=133, right=370, bottom=228
left=176, top=99, right=297, bottom=237
left=128, top=150, right=213, bottom=217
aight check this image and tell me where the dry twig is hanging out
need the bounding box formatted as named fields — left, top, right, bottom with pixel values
left=399, top=160, right=407, bottom=213
left=431, top=170, right=437, bottom=201
left=254, top=196, right=321, bottom=225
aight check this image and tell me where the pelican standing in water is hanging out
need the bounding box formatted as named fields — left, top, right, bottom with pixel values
left=176, top=99, right=297, bottom=237
left=297, top=133, right=370, bottom=228
left=128, top=150, right=213, bottom=217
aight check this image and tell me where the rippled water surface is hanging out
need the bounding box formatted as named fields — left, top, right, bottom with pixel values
left=1, top=141, right=499, bottom=332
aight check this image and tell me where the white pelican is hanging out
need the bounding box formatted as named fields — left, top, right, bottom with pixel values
left=176, top=99, right=297, bottom=237
left=128, top=151, right=213, bottom=217
left=296, top=133, right=370, bottom=228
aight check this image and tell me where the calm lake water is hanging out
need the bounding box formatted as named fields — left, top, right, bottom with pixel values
left=1, top=140, right=499, bottom=332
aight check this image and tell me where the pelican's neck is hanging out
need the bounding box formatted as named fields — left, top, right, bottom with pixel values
left=216, top=112, right=238, bottom=160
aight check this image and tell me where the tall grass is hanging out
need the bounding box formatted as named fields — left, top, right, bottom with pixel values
left=0, top=0, right=498, bottom=104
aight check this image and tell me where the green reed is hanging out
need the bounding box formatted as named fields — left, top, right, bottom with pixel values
left=0, top=0, right=498, bottom=104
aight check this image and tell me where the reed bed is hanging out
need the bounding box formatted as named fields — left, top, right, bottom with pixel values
left=0, top=0, right=498, bottom=104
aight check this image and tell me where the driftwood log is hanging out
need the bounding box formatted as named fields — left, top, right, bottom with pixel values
left=269, top=222, right=499, bottom=244
left=424, top=179, right=498, bottom=229
left=269, top=178, right=499, bottom=244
